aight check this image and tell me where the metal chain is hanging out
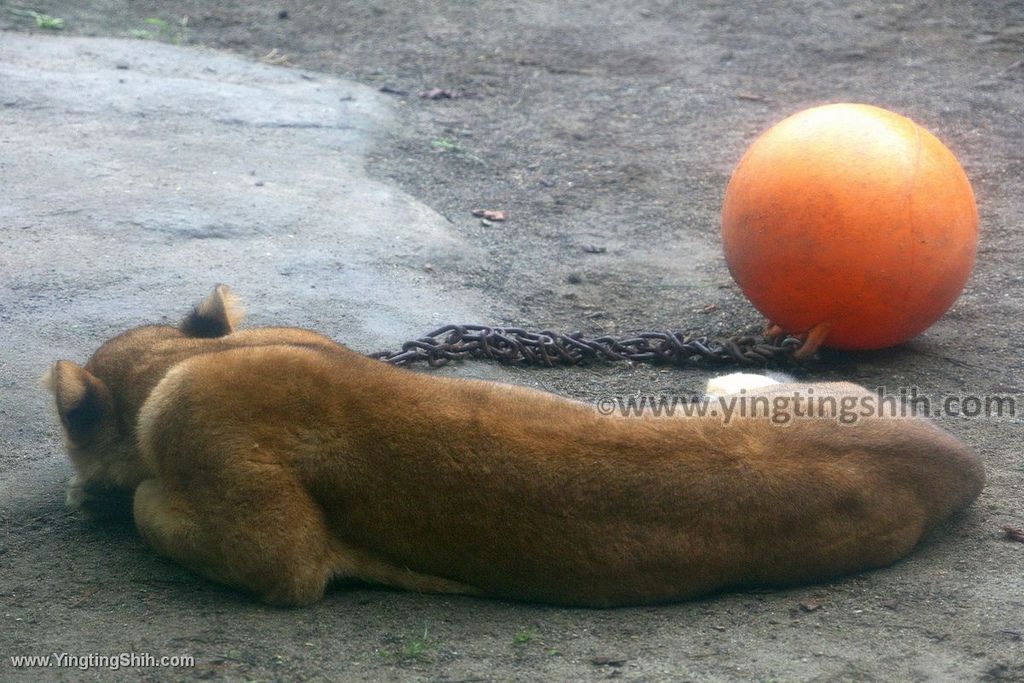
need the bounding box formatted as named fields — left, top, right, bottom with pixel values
left=370, top=324, right=806, bottom=368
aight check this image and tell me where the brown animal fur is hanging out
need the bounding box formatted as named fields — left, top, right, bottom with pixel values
left=46, top=286, right=984, bottom=606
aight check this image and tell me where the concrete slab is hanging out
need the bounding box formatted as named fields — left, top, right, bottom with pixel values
left=0, top=34, right=498, bottom=354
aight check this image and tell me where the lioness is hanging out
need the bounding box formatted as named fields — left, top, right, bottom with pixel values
left=47, top=286, right=983, bottom=606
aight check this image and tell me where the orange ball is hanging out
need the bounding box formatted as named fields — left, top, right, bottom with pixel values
left=721, top=103, right=978, bottom=351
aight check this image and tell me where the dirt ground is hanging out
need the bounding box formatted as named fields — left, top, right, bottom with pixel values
left=2, top=1, right=1023, bottom=681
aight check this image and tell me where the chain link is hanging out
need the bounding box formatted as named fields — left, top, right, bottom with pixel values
left=370, top=324, right=806, bottom=368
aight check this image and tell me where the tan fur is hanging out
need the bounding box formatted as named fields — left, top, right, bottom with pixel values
left=46, top=287, right=985, bottom=606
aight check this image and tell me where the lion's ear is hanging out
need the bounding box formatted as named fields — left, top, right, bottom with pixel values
left=45, top=361, right=112, bottom=443
left=180, top=284, right=243, bottom=338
